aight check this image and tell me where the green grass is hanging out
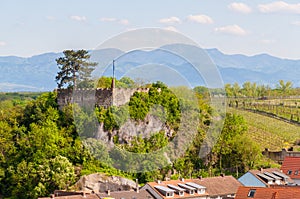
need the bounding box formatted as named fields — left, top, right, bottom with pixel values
left=228, top=107, right=300, bottom=151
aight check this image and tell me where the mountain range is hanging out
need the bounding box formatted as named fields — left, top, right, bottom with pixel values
left=0, top=48, right=299, bottom=92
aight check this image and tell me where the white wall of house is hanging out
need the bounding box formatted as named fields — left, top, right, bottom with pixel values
left=293, top=179, right=300, bottom=185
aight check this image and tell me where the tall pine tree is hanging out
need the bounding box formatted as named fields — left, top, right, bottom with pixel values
left=55, top=50, right=97, bottom=89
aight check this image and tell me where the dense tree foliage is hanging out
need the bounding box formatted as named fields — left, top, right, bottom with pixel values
left=225, top=80, right=297, bottom=98
left=96, top=76, right=137, bottom=88
left=0, top=93, right=90, bottom=198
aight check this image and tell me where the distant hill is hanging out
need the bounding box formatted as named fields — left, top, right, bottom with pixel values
left=0, top=48, right=299, bottom=91
left=206, top=48, right=300, bottom=87
left=0, top=52, right=62, bottom=91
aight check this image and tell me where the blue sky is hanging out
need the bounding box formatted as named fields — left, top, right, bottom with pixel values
left=1, top=0, right=300, bottom=59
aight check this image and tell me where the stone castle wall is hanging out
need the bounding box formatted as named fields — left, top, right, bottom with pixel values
left=57, top=88, right=150, bottom=108
left=263, top=148, right=300, bottom=164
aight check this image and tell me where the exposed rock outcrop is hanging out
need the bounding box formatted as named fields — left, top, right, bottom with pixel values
left=74, top=173, right=137, bottom=193
left=95, top=114, right=173, bottom=144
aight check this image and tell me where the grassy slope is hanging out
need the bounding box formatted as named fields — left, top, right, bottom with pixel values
left=228, top=107, right=300, bottom=151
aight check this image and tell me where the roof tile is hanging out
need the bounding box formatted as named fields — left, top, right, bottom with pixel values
left=281, top=157, right=300, bottom=179
left=235, top=186, right=300, bottom=199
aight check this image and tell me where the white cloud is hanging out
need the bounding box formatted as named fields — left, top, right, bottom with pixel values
left=119, top=19, right=129, bottom=25
left=261, top=39, right=276, bottom=44
left=100, top=17, right=129, bottom=25
left=291, top=21, right=300, bottom=26
left=70, top=15, right=87, bottom=22
left=0, top=41, right=6, bottom=47
left=215, top=25, right=247, bottom=36
left=159, top=17, right=181, bottom=24
left=258, top=1, right=300, bottom=14
left=164, top=26, right=179, bottom=32
left=186, top=14, right=214, bottom=24
left=46, top=16, right=56, bottom=21
left=228, top=2, right=252, bottom=14
left=100, top=17, right=117, bottom=22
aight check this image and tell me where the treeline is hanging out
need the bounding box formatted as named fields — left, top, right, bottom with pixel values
left=225, top=80, right=300, bottom=98
left=0, top=92, right=43, bottom=101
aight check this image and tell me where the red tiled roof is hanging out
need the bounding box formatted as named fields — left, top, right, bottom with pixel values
left=147, top=179, right=209, bottom=199
left=235, top=186, right=300, bottom=199
left=39, top=190, right=152, bottom=199
left=281, top=157, right=300, bottom=179
left=194, top=176, right=242, bottom=197
left=98, top=190, right=154, bottom=199
left=38, top=194, right=99, bottom=199
left=146, top=176, right=241, bottom=199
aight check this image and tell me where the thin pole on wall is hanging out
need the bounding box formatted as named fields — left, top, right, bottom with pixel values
left=111, top=60, right=115, bottom=90
left=111, top=60, right=116, bottom=106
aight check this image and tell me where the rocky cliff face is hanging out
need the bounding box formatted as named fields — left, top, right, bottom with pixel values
left=74, top=173, right=137, bottom=193
left=95, top=114, right=173, bottom=144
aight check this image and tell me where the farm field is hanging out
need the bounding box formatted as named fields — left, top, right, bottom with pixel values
left=228, top=97, right=300, bottom=124
left=228, top=107, right=300, bottom=151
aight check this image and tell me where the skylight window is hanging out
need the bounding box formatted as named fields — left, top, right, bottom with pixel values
left=248, top=189, right=256, bottom=198
left=287, top=170, right=292, bottom=175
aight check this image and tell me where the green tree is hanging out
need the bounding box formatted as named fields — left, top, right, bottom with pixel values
left=212, top=113, right=248, bottom=171
left=96, top=76, right=113, bottom=88
left=117, top=77, right=136, bottom=88
left=232, top=134, right=262, bottom=173
left=96, top=76, right=136, bottom=89
left=56, top=50, right=97, bottom=89
left=232, top=82, right=241, bottom=97
left=277, top=80, right=293, bottom=95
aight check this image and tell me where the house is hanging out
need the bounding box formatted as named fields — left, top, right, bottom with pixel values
left=97, top=189, right=155, bottom=199
left=235, top=186, right=300, bottom=199
left=281, top=156, right=300, bottom=184
left=38, top=191, right=99, bottom=199
left=193, top=175, right=242, bottom=199
left=238, top=168, right=293, bottom=187
left=142, top=175, right=241, bottom=199
left=38, top=189, right=154, bottom=199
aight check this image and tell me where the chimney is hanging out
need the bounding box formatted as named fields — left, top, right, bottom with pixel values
left=181, top=178, right=185, bottom=182
left=107, top=189, right=110, bottom=196
left=220, top=173, right=225, bottom=177
left=198, top=176, right=203, bottom=180
left=136, top=179, right=139, bottom=193
left=81, top=192, right=86, bottom=198
left=50, top=194, right=55, bottom=198
left=260, top=168, right=264, bottom=173
left=157, top=180, right=161, bottom=184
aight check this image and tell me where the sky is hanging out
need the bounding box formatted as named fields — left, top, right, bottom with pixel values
left=1, top=0, right=300, bottom=59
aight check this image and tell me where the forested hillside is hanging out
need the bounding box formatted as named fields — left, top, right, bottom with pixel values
left=0, top=81, right=269, bottom=198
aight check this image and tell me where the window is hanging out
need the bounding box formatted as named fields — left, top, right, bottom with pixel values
left=287, top=170, right=292, bottom=175
left=248, top=189, right=256, bottom=197
left=166, top=192, right=174, bottom=197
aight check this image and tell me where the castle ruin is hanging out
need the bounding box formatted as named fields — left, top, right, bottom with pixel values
left=57, top=87, right=150, bottom=108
